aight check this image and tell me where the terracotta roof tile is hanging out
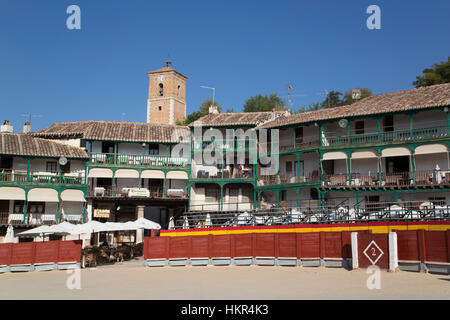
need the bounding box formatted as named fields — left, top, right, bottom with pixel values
left=257, top=83, right=450, bottom=129
left=33, top=121, right=190, bottom=144
left=190, top=111, right=289, bottom=128
left=0, top=133, right=88, bottom=158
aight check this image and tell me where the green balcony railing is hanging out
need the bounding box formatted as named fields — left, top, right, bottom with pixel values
left=323, top=126, right=449, bottom=147
left=90, top=153, right=189, bottom=168
left=192, top=139, right=257, bottom=152
left=0, top=172, right=85, bottom=186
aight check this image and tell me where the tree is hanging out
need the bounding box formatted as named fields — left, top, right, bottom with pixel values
left=413, top=57, right=450, bottom=87
left=342, top=87, right=372, bottom=105
left=243, top=93, right=286, bottom=112
left=181, top=99, right=222, bottom=125
left=297, top=101, right=321, bottom=114
left=320, top=91, right=343, bottom=108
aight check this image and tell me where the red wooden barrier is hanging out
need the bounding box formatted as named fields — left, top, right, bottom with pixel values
left=144, top=237, right=169, bottom=260
left=323, top=232, right=342, bottom=259
left=425, top=231, right=447, bottom=263
left=35, top=241, right=59, bottom=264
left=190, top=235, right=209, bottom=258
left=169, top=236, right=189, bottom=258
left=11, top=242, right=35, bottom=265
left=277, top=233, right=296, bottom=257
left=254, top=233, right=276, bottom=257
left=341, top=231, right=351, bottom=259
left=210, top=235, right=231, bottom=258
left=58, top=240, right=82, bottom=263
left=357, top=233, right=389, bottom=269
left=232, top=234, right=253, bottom=258
left=298, top=233, right=320, bottom=258
left=396, top=230, right=420, bottom=262
left=0, top=243, right=13, bottom=266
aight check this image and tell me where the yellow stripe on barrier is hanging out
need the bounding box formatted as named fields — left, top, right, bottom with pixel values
left=160, top=223, right=450, bottom=237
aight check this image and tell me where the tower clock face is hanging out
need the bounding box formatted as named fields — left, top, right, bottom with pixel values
left=158, top=75, right=164, bottom=82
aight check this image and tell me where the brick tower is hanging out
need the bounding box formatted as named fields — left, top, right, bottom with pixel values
left=147, top=58, right=187, bottom=125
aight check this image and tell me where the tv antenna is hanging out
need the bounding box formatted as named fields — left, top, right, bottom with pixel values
left=21, top=113, right=43, bottom=123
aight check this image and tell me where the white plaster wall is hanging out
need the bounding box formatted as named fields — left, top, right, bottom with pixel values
left=303, top=125, right=319, bottom=143
left=415, top=153, right=449, bottom=171
left=116, top=178, right=140, bottom=190
left=349, top=118, right=378, bottom=135
left=168, top=179, right=187, bottom=190
left=12, top=157, right=27, bottom=172
left=333, top=159, right=348, bottom=175
left=118, top=143, right=142, bottom=155
left=393, top=114, right=410, bottom=131
left=61, top=202, right=83, bottom=215
left=413, top=110, right=446, bottom=129
left=351, top=158, right=378, bottom=174
left=91, top=141, right=102, bottom=153
left=279, top=128, right=294, bottom=147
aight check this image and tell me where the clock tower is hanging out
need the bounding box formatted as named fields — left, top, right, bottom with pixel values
left=147, top=58, right=187, bottom=125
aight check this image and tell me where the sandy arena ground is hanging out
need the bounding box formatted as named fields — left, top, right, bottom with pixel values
left=0, top=258, right=449, bottom=300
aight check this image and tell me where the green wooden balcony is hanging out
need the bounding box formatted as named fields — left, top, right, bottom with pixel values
left=89, top=153, right=189, bottom=168
left=0, top=172, right=85, bottom=186
left=192, top=139, right=257, bottom=152
left=323, top=125, right=449, bottom=147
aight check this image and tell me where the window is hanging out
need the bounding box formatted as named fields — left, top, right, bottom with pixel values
left=295, top=127, right=303, bottom=143
left=322, top=160, right=334, bottom=175
left=61, top=161, right=71, bottom=174
left=158, top=106, right=162, bottom=111
left=355, top=121, right=364, bottom=135
left=366, top=196, right=380, bottom=212
left=280, top=190, right=287, bottom=201
left=159, top=83, right=164, bottom=96
left=101, top=142, right=114, bottom=154
left=0, top=157, right=13, bottom=170
left=205, top=187, right=219, bottom=202
left=383, top=115, right=394, bottom=132
left=27, top=202, right=45, bottom=214
left=286, top=161, right=293, bottom=173
left=148, top=144, right=159, bottom=155
left=46, top=161, right=57, bottom=173
left=13, top=201, right=24, bottom=213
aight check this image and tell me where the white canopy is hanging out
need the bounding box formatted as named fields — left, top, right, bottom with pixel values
left=18, top=225, right=55, bottom=236
left=141, top=170, right=164, bottom=179
left=351, top=150, right=378, bottom=159
left=60, top=189, right=86, bottom=202
left=0, top=187, right=26, bottom=201
left=166, top=171, right=188, bottom=180
left=135, top=217, right=161, bottom=230
left=415, top=144, right=448, bottom=155
left=322, top=151, right=347, bottom=161
left=88, top=168, right=113, bottom=178
left=71, top=220, right=109, bottom=234
left=28, top=188, right=59, bottom=202
left=381, top=147, right=411, bottom=157
left=114, top=169, right=139, bottom=178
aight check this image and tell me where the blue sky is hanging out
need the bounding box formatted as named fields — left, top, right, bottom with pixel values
left=0, top=0, right=449, bottom=131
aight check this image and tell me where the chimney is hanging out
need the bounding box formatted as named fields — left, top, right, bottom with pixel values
left=23, top=121, right=31, bottom=134
left=209, top=105, right=219, bottom=114
left=0, top=120, right=13, bottom=133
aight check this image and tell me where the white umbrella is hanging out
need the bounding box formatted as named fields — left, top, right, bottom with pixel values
left=71, top=220, right=108, bottom=235
left=168, top=216, right=175, bottom=230
left=51, top=221, right=76, bottom=234
left=134, top=217, right=161, bottom=230
left=182, top=216, right=189, bottom=229
left=3, top=225, right=16, bottom=243
left=204, top=214, right=212, bottom=228
left=17, top=225, right=54, bottom=236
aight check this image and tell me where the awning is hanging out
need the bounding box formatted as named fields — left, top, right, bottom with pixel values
left=27, top=188, right=59, bottom=202
left=351, top=150, right=378, bottom=160
left=60, top=189, right=86, bottom=202
left=141, top=170, right=164, bottom=179
left=166, top=171, right=188, bottom=180
left=88, top=168, right=113, bottom=178
left=415, top=144, right=448, bottom=155
left=0, top=187, right=26, bottom=200
left=381, top=147, right=411, bottom=157
left=114, top=169, right=139, bottom=178
left=322, top=151, right=347, bottom=161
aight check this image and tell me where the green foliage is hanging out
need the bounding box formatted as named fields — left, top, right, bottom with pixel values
left=182, top=99, right=222, bottom=125
left=413, top=57, right=450, bottom=87
left=243, top=93, right=286, bottom=112
left=320, top=91, right=343, bottom=108
left=342, top=88, right=372, bottom=105
left=296, top=101, right=321, bottom=114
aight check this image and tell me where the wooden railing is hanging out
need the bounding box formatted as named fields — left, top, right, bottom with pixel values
left=0, top=172, right=85, bottom=186
left=89, top=153, right=189, bottom=168
left=257, top=172, right=320, bottom=186
left=323, top=126, right=449, bottom=147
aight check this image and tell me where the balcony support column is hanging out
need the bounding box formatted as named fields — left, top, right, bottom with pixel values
left=112, top=169, right=115, bottom=197
left=26, top=158, right=30, bottom=182
left=163, top=172, right=167, bottom=198
left=296, top=188, right=300, bottom=211
left=394, top=192, right=399, bottom=206
left=446, top=111, right=450, bottom=132
left=377, top=117, right=381, bottom=142
left=293, top=126, right=296, bottom=149
left=346, top=151, right=352, bottom=186
left=355, top=191, right=360, bottom=214
left=56, top=192, right=61, bottom=223
left=22, top=192, right=28, bottom=224
left=114, top=143, right=118, bottom=165
left=411, top=147, right=416, bottom=185
left=409, top=113, right=414, bottom=139
left=219, top=185, right=223, bottom=212
left=319, top=123, right=323, bottom=147
left=296, top=153, right=301, bottom=182
left=256, top=191, right=261, bottom=210
left=347, top=123, right=350, bottom=145
left=377, top=150, right=382, bottom=186
left=138, top=170, right=142, bottom=188
left=274, top=190, right=280, bottom=211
